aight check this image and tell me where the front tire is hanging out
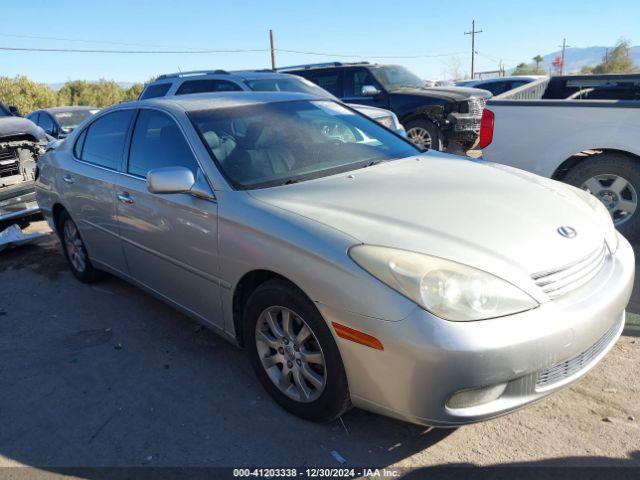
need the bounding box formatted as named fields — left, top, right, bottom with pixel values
left=58, top=210, right=101, bottom=283
left=564, top=153, right=640, bottom=241
left=243, top=279, right=351, bottom=422
left=405, top=119, right=442, bottom=151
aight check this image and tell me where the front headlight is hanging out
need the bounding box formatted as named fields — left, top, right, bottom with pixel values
left=349, top=245, right=538, bottom=321
left=375, top=115, right=395, bottom=130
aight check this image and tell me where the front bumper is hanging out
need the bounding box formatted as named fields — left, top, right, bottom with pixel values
left=318, top=233, right=634, bottom=426
left=444, top=113, right=481, bottom=148
left=0, top=182, right=39, bottom=223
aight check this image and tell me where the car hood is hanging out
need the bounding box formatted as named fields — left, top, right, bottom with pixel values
left=389, top=86, right=490, bottom=101
left=347, top=103, right=390, bottom=119
left=249, top=153, right=606, bottom=289
left=0, top=116, right=46, bottom=141
left=429, top=86, right=493, bottom=99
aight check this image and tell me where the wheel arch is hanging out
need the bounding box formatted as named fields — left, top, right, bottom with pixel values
left=552, top=148, right=640, bottom=181
left=51, top=203, right=67, bottom=233
left=232, top=269, right=312, bottom=347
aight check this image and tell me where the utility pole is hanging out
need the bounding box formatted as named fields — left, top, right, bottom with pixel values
left=269, top=29, right=276, bottom=70
left=558, top=38, right=570, bottom=75
left=464, top=19, right=483, bottom=79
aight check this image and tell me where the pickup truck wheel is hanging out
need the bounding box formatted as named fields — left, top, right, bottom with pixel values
left=58, top=210, right=101, bottom=283
left=243, top=279, right=351, bottom=422
left=564, top=153, right=640, bottom=240
left=405, top=119, right=442, bottom=151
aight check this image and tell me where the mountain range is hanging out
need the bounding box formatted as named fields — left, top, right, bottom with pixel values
left=529, top=45, right=640, bottom=73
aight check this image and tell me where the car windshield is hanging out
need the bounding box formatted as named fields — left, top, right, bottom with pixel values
left=0, top=104, right=10, bottom=117
left=53, top=109, right=97, bottom=130
left=244, top=77, right=332, bottom=98
left=189, top=100, right=418, bottom=190
left=370, top=65, right=426, bottom=90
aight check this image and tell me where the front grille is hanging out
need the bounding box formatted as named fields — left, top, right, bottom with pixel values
left=468, top=97, right=487, bottom=116
left=454, top=118, right=481, bottom=132
left=0, top=148, right=20, bottom=178
left=535, top=319, right=621, bottom=390
left=0, top=147, right=17, bottom=162
left=531, top=244, right=609, bottom=299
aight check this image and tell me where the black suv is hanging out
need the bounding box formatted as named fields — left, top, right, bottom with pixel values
left=282, top=62, right=491, bottom=151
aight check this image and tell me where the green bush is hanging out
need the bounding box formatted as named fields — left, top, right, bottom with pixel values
left=0, top=76, right=145, bottom=114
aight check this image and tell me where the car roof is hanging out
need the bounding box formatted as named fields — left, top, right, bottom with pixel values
left=137, top=91, right=326, bottom=112
left=465, top=75, right=546, bottom=84
left=40, top=106, right=98, bottom=113
left=150, top=70, right=307, bottom=84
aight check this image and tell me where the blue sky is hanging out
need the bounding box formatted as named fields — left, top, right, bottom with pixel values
left=2, top=0, right=638, bottom=83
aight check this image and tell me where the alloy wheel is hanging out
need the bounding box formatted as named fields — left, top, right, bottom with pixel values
left=406, top=127, right=432, bottom=150
left=255, top=306, right=327, bottom=403
left=582, top=174, right=638, bottom=226
left=63, top=219, right=87, bottom=272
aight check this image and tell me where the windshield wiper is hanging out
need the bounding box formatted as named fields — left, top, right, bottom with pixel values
left=362, top=159, right=386, bottom=168
left=282, top=178, right=301, bottom=185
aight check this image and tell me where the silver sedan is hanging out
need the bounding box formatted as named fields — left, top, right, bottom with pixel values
left=35, top=92, right=634, bottom=426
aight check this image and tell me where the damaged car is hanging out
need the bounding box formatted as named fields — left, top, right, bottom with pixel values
left=282, top=62, right=492, bottom=152
left=0, top=102, right=47, bottom=225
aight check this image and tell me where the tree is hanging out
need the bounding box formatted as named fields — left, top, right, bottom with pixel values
left=0, top=76, right=148, bottom=114
left=124, top=83, right=144, bottom=101
left=513, top=63, right=536, bottom=75
left=533, top=54, right=544, bottom=71
left=591, top=39, right=638, bottom=73
left=0, top=76, right=59, bottom=113
left=512, top=57, right=546, bottom=75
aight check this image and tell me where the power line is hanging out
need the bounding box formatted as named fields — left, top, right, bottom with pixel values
left=276, top=48, right=467, bottom=59
left=0, top=44, right=469, bottom=59
left=0, top=46, right=269, bottom=54
left=0, top=33, right=205, bottom=50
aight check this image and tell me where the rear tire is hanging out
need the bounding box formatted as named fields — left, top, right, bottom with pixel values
left=564, top=153, right=640, bottom=241
left=243, top=279, right=351, bottom=422
left=405, top=119, right=443, bottom=151
left=58, top=210, right=101, bottom=283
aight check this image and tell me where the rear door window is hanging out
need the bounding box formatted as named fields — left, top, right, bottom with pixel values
left=139, top=83, right=172, bottom=99
left=38, top=113, right=55, bottom=136
left=127, top=109, right=199, bottom=177
left=175, top=79, right=243, bottom=95
left=343, top=68, right=381, bottom=97
left=80, top=110, right=135, bottom=169
left=304, top=70, right=342, bottom=97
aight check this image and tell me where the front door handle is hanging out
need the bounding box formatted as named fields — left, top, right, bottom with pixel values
left=117, top=192, right=134, bottom=205
left=62, top=175, right=74, bottom=184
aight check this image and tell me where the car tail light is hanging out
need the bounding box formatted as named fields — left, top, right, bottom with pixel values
left=479, top=108, right=494, bottom=149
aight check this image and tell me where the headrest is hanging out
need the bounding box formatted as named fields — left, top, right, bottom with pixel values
left=203, top=130, right=221, bottom=149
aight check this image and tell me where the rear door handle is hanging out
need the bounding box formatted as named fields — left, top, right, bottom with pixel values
left=117, top=192, right=134, bottom=205
left=62, top=175, right=74, bottom=184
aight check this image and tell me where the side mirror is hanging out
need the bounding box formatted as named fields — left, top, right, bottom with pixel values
left=8, top=105, right=21, bottom=116
left=361, top=85, right=381, bottom=97
left=147, top=166, right=195, bottom=194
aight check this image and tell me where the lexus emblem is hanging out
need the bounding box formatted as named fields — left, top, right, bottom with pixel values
left=557, top=226, right=577, bottom=238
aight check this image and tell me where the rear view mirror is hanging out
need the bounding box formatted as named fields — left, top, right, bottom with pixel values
left=361, top=85, right=381, bottom=97
left=147, top=166, right=195, bottom=194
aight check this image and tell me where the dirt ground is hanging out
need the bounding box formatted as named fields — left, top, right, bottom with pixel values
left=0, top=221, right=639, bottom=474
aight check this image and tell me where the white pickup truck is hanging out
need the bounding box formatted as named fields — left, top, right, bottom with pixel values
left=481, top=99, right=640, bottom=240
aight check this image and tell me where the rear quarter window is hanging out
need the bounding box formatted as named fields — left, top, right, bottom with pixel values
left=176, top=79, right=243, bottom=95
left=139, top=83, right=172, bottom=99
left=79, top=110, right=135, bottom=169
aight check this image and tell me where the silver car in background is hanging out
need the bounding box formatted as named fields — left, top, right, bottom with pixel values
left=139, top=69, right=406, bottom=136
left=35, top=92, right=634, bottom=426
